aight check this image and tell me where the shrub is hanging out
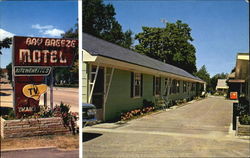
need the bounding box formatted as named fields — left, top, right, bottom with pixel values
left=239, top=115, right=250, bottom=125
left=55, top=102, right=78, bottom=135
left=1, top=108, right=15, bottom=120
left=142, top=99, right=154, bottom=108
left=2, top=102, right=79, bottom=135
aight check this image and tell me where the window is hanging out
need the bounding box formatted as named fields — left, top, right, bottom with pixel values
left=170, top=80, right=180, bottom=94
left=164, top=78, right=169, bottom=95
left=176, top=80, right=180, bottom=93
left=191, top=83, right=196, bottom=91
left=171, top=80, right=176, bottom=94
left=153, top=76, right=161, bottom=95
left=131, top=72, right=143, bottom=97
left=188, top=82, right=190, bottom=92
left=183, top=81, right=187, bottom=92
left=245, top=81, right=248, bottom=96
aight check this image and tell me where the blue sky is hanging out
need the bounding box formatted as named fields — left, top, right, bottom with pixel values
left=0, top=0, right=248, bottom=77
left=0, top=1, right=78, bottom=68
left=106, top=0, right=249, bottom=76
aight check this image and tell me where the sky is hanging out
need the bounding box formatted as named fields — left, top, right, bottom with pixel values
left=0, top=0, right=248, bottom=77
left=0, top=0, right=78, bottom=68
left=105, top=0, right=249, bottom=76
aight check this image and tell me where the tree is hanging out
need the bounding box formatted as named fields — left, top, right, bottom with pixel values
left=231, top=67, right=236, bottom=73
left=0, top=68, right=3, bottom=77
left=0, top=37, right=12, bottom=55
left=135, top=20, right=197, bottom=74
left=82, top=0, right=133, bottom=49
left=54, top=22, right=79, bottom=85
left=195, top=65, right=210, bottom=91
left=6, top=63, right=12, bottom=82
left=62, top=23, right=78, bottom=39
left=210, top=72, right=228, bottom=93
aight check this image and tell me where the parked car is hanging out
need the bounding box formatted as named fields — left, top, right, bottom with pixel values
left=82, top=103, right=97, bottom=127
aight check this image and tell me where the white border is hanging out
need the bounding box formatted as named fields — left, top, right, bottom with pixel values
left=78, top=0, right=83, bottom=158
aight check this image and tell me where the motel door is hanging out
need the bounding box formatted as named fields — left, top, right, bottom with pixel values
left=91, top=66, right=104, bottom=120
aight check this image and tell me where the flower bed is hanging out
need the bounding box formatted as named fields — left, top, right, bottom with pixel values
left=120, top=106, right=155, bottom=121
left=1, top=102, right=79, bottom=138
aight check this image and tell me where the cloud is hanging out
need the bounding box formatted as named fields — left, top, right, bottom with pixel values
left=0, top=28, right=14, bottom=41
left=31, top=24, right=53, bottom=30
left=43, top=28, right=65, bottom=37
left=31, top=24, right=65, bottom=37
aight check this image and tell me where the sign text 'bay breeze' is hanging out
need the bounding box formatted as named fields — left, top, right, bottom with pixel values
left=14, top=37, right=77, bottom=67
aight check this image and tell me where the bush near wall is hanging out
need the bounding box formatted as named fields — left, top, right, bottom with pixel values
left=120, top=106, right=155, bottom=121
left=120, top=99, right=155, bottom=121
left=238, top=97, right=250, bottom=125
left=239, top=115, right=250, bottom=125
left=236, top=116, right=250, bottom=136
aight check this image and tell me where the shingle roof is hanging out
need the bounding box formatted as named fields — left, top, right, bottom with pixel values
left=83, top=33, right=204, bottom=82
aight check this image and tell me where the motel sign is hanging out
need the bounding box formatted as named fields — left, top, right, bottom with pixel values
left=13, top=36, right=78, bottom=118
left=14, top=36, right=77, bottom=66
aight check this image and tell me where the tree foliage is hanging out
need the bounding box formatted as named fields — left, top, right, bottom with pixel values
left=0, top=68, right=3, bottom=77
left=54, top=22, right=78, bottom=85
left=135, top=20, right=197, bottom=74
left=82, top=0, right=133, bottom=49
left=62, top=23, right=78, bottom=39
left=195, top=65, right=210, bottom=91
left=0, top=37, right=12, bottom=55
left=231, top=67, right=236, bottom=73
left=6, top=63, right=12, bottom=82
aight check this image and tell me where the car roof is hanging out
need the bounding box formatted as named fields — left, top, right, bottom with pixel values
left=82, top=103, right=96, bottom=108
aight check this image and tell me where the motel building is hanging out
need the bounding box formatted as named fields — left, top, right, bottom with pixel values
left=216, top=79, right=229, bottom=95
left=227, top=53, right=249, bottom=101
left=82, top=33, right=206, bottom=121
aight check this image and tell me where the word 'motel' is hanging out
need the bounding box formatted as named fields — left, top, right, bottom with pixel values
left=19, top=49, right=67, bottom=64
left=18, top=37, right=77, bottom=65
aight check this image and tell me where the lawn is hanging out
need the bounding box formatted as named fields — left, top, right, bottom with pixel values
left=1, top=134, right=79, bottom=150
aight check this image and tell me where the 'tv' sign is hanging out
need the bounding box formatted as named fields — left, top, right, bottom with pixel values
left=22, top=84, right=48, bottom=100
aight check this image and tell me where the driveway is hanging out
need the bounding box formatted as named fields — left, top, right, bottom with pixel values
left=83, top=97, right=250, bottom=157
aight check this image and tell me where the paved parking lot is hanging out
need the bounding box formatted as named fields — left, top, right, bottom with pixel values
left=83, top=97, right=250, bottom=157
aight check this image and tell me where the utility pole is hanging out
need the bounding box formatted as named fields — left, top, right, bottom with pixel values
left=160, top=18, right=167, bottom=25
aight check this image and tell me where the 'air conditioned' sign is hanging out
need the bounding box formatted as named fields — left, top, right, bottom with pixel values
left=14, top=36, right=77, bottom=67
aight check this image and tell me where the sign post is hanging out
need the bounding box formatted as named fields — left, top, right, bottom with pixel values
left=13, top=36, right=77, bottom=118
left=50, top=68, right=54, bottom=109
